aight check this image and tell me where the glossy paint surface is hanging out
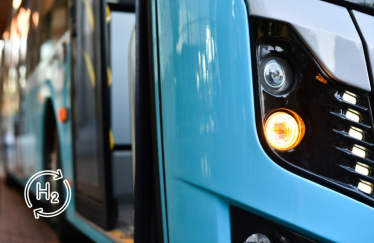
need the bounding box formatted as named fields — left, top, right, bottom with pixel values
left=352, top=10, right=374, bottom=83
left=154, top=0, right=374, bottom=242
left=248, top=0, right=371, bottom=91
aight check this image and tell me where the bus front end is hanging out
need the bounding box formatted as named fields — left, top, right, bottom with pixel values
left=149, top=0, right=374, bottom=242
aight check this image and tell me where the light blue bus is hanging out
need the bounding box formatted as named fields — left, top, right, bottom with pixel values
left=2, top=0, right=374, bottom=242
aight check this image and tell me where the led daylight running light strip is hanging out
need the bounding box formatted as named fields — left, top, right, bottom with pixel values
left=342, top=91, right=358, bottom=105
left=358, top=181, right=373, bottom=194
left=349, top=128, right=363, bottom=140
left=355, top=163, right=369, bottom=176
left=346, top=110, right=360, bottom=122
left=352, top=146, right=366, bottom=158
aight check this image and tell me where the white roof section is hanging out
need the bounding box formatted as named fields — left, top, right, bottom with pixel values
left=248, top=0, right=371, bottom=91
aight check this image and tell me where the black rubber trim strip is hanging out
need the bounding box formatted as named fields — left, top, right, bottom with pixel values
left=134, top=0, right=164, bottom=241
left=154, top=0, right=170, bottom=240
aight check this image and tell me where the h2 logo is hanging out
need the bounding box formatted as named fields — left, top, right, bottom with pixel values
left=25, top=169, right=71, bottom=219
left=36, top=182, right=59, bottom=204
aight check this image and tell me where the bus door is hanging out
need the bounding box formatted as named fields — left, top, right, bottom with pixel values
left=71, top=0, right=136, bottom=235
left=71, top=0, right=114, bottom=230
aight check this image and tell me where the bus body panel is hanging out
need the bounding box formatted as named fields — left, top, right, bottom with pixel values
left=154, top=0, right=374, bottom=242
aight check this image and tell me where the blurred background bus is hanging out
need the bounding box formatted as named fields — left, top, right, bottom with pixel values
left=0, top=0, right=140, bottom=242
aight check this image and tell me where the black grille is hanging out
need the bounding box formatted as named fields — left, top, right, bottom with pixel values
left=332, top=90, right=374, bottom=195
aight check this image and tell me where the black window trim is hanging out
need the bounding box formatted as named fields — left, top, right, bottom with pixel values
left=321, top=0, right=374, bottom=17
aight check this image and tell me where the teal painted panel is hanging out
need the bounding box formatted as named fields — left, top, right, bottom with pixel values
left=155, top=0, right=374, bottom=242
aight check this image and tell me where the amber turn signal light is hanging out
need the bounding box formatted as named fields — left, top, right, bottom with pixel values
left=58, top=107, right=68, bottom=123
left=264, top=109, right=305, bottom=151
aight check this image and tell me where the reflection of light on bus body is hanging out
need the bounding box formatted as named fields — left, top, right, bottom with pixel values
left=38, top=86, right=50, bottom=104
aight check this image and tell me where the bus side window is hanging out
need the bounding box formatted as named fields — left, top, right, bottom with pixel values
left=26, top=0, right=68, bottom=77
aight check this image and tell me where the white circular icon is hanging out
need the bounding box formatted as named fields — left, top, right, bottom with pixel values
left=24, top=169, right=71, bottom=219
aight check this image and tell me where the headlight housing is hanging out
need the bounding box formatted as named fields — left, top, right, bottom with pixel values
left=252, top=18, right=374, bottom=206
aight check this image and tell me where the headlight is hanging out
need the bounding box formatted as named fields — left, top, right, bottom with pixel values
left=264, top=109, right=305, bottom=151
left=245, top=233, right=271, bottom=243
left=260, top=57, right=293, bottom=94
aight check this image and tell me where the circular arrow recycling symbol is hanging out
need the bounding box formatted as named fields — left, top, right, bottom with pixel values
left=24, top=169, right=71, bottom=219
